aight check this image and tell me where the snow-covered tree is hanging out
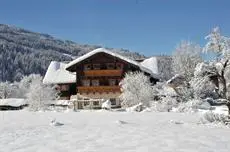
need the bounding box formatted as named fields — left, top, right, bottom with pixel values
left=9, top=74, right=42, bottom=98
left=189, top=62, right=218, bottom=99
left=26, top=76, right=59, bottom=111
left=202, top=27, right=230, bottom=115
left=203, top=27, right=230, bottom=99
left=203, top=27, right=230, bottom=58
left=172, top=41, right=202, bottom=81
left=120, top=72, right=155, bottom=107
left=0, top=81, right=15, bottom=99
left=15, top=74, right=42, bottom=98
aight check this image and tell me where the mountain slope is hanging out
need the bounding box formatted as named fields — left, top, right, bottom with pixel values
left=0, top=24, right=145, bottom=82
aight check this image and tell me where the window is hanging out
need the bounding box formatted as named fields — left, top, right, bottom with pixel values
left=110, top=98, right=116, bottom=105
left=93, top=64, right=101, bottom=70
left=106, top=63, right=115, bottom=69
left=116, top=63, right=123, bottom=69
left=84, top=101, right=89, bottom=106
left=82, top=80, right=90, bottom=86
left=93, top=101, right=99, bottom=106
left=92, top=79, right=99, bottom=86
left=109, top=79, right=116, bottom=86
left=84, top=64, right=91, bottom=70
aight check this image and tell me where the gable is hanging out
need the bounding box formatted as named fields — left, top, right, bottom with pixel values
left=65, top=48, right=159, bottom=79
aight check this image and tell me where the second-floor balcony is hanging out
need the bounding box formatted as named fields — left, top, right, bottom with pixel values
left=84, top=69, right=123, bottom=77
left=77, top=86, right=121, bottom=93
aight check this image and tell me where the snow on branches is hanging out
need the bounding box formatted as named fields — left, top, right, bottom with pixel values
left=26, top=75, right=59, bottom=111
left=0, top=81, right=15, bottom=99
left=190, top=62, right=218, bottom=99
left=120, top=72, right=155, bottom=107
left=172, top=41, right=202, bottom=81
left=203, top=27, right=230, bottom=57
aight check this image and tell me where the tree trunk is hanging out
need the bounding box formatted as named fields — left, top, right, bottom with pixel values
left=226, top=102, right=230, bottom=115
left=218, top=60, right=229, bottom=99
left=221, top=60, right=229, bottom=115
left=219, top=77, right=227, bottom=99
left=215, top=59, right=230, bottom=115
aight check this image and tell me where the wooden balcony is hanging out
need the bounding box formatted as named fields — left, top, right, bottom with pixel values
left=77, top=86, right=121, bottom=93
left=84, top=69, right=123, bottom=77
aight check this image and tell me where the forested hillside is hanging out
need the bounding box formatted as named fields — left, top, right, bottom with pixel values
left=0, top=24, right=145, bottom=82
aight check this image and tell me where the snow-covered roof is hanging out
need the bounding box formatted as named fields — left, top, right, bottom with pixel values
left=0, top=98, right=27, bottom=107
left=43, top=61, right=76, bottom=84
left=141, top=56, right=173, bottom=81
left=65, top=48, right=159, bottom=79
left=141, top=57, right=159, bottom=74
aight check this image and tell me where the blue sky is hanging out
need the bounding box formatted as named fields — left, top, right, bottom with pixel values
left=0, top=0, right=230, bottom=56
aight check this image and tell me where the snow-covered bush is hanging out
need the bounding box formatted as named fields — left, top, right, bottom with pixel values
left=191, top=62, right=219, bottom=99
left=193, top=62, right=217, bottom=77
left=151, top=96, right=178, bottom=112
left=15, top=74, right=42, bottom=98
left=201, top=111, right=230, bottom=125
left=176, top=99, right=211, bottom=113
left=172, top=41, right=202, bottom=81
left=0, top=81, right=15, bottom=99
left=102, top=100, right=111, bottom=110
left=120, top=72, right=155, bottom=107
left=166, top=74, right=193, bottom=101
left=190, top=75, right=217, bottom=99
left=26, top=76, right=59, bottom=111
left=126, top=103, right=144, bottom=112
left=156, top=84, right=178, bottom=99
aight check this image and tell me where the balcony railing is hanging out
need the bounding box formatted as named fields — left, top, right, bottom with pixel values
left=84, top=69, right=123, bottom=77
left=77, top=86, right=121, bottom=93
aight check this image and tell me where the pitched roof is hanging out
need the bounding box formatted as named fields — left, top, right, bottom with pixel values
left=43, top=61, right=76, bottom=84
left=141, top=56, right=173, bottom=81
left=65, top=48, right=159, bottom=79
left=141, top=57, right=159, bottom=74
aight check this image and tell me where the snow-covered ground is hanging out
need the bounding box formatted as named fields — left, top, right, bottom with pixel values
left=0, top=110, right=230, bottom=152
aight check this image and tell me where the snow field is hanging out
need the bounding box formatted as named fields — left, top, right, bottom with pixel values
left=0, top=111, right=230, bottom=152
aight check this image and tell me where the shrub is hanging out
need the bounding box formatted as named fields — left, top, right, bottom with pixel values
left=151, top=96, right=178, bottom=112
left=176, top=99, right=211, bottom=113
left=120, top=72, right=155, bottom=107
left=201, top=111, right=230, bottom=125
left=26, top=76, right=59, bottom=111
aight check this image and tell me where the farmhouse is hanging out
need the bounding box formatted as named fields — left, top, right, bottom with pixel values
left=43, top=48, right=160, bottom=109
